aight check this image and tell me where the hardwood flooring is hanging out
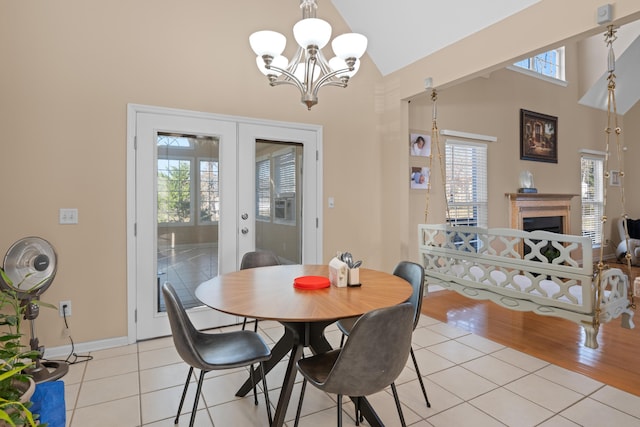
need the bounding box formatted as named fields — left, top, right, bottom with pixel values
left=421, top=262, right=640, bottom=397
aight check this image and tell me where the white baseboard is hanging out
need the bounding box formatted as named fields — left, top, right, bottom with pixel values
left=44, top=336, right=130, bottom=359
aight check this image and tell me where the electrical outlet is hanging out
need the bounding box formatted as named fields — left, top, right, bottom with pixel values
left=59, top=300, right=72, bottom=317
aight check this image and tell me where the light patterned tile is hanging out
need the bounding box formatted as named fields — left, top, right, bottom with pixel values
left=140, top=362, right=193, bottom=394
left=427, top=322, right=471, bottom=339
left=411, top=347, right=456, bottom=375
left=140, top=383, right=205, bottom=425
left=505, top=374, right=583, bottom=412
left=561, top=397, right=640, bottom=427
left=88, top=343, right=138, bottom=360
left=491, top=347, right=549, bottom=372
left=427, top=340, right=484, bottom=364
left=143, top=409, right=213, bottom=426
left=536, top=364, right=603, bottom=395
left=70, top=396, right=140, bottom=427
left=455, top=333, right=505, bottom=354
left=590, top=385, right=640, bottom=419
left=428, top=366, right=499, bottom=401
left=75, top=371, right=139, bottom=408
left=462, top=355, right=528, bottom=386
left=411, top=327, right=451, bottom=348
left=427, top=402, right=505, bottom=427
left=83, top=352, right=139, bottom=381
left=138, top=345, right=182, bottom=370
left=470, top=387, right=553, bottom=427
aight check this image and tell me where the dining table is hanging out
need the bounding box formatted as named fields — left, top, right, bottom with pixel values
left=195, top=264, right=413, bottom=427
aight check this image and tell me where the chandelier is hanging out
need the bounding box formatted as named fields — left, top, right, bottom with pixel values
left=249, top=0, right=368, bottom=110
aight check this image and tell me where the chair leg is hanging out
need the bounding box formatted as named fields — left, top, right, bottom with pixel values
left=337, top=394, right=343, bottom=427
left=294, top=379, right=307, bottom=427
left=250, top=364, right=258, bottom=405
left=410, top=346, right=431, bottom=407
left=339, top=333, right=345, bottom=348
left=254, top=319, right=259, bottom=332
left=390, top=382, right=407, bottom=427
left=188, top=370, right=206, bottom=427
left=260, top=362, right=273, bottom=426
left=354, top=396, right=360, bottom=426
left=242, top=317, right=248, bottom=330
left=174, top=366, right=193, bottom=424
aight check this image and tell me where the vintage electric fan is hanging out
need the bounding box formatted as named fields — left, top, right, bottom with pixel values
left=0, top=237, right=68, bottom=382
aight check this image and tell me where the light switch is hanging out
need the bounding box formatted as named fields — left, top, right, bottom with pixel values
left=59, top=208, right=78, bottom=224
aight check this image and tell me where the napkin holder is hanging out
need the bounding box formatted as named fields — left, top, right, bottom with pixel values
left=328, top=257, right=348, bottom=288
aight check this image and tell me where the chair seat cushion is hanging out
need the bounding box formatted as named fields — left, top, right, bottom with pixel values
left=297, top=350, right=340, bottom=386
left=193, top=330, right=271, bottom=370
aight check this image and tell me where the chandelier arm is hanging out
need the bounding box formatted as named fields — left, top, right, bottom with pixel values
left=265, top=65, right=306, bottom=93
left=312, top=68, right=350, bottom=94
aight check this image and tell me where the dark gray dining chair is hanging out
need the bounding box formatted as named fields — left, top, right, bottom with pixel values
left=336, top=261, right=431, bottom=409
left=162, top=282, right=273, bottom=427
left=240, top=250, right=280, bottom=331
left=294, top=302, right=414, bottom=427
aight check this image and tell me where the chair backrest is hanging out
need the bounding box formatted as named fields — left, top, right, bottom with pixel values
left=162, top=282, right=207, bottom=368
left=392, top=261, right=425, bottom=330
left=321, top=302, right=414, bottom=397
left=240, top=250, right=280, bottom=270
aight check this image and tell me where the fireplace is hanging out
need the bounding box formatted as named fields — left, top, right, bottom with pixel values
left=506, top=193, right=578, bottom=234
left=523, top=216, right=563, bottom=233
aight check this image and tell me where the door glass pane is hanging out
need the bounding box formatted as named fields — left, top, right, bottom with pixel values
left=255, top=141, right=303, bottom=264
left=157, top=133, right=219, bottom=310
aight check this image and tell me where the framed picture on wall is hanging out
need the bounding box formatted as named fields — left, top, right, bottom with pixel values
left=409, top=132, right=431, bottom=157
left=410, top=166, right=429, bottom=189
left=520, top=109, right=558, bottom=163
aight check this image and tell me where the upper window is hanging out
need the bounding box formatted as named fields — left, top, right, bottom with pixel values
left=157, top=134, right=219, bottom=225
left=512, top=47, right=566, bottom=82
left=445, top=140, right=488, bottom=228
left=581, top=152, right=604, bottom=246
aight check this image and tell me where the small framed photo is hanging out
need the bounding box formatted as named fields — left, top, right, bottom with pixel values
left=410, top=132, right=431, bottom=157
left=410, top=166, right=429, bottom=189
left=610, top=170, right=621, bottom=186
left=520, top=109, right=558, bottom=163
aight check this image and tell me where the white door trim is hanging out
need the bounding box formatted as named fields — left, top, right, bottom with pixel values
left=126, top=104, right=323, bottom=343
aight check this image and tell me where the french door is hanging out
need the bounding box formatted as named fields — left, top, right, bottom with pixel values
left=127, top=105, right=322, bottom=341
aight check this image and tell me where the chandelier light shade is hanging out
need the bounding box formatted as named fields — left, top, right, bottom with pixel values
left=249, top=0, right=368, bottom=110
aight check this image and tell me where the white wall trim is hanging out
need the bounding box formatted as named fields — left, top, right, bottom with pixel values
left=440, top=129, right=497, bottom=142
left=44, top=336, right=130, bottom=359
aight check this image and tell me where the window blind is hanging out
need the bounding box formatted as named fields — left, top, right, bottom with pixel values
left=445, top=140, right=488, bottom=228
left=256, top=158, right=271, bottom=219
left=581, top=153, right=604, bottom=245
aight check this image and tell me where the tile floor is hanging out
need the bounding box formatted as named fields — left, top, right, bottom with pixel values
left=62, top=315, right=640, bottom=427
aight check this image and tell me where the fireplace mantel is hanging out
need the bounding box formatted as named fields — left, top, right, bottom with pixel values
left=506, top=193, right=578, bottom=234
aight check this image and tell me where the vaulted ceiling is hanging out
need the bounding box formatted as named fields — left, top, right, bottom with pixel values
left=330, top=0, right=639, bottom=114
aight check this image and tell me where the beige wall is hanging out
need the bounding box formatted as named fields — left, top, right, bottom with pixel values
left=0, top=1, right=382, bottom=346
left=1, top=1, right=639, bottom=347
left=406, top=40, right=628, bottom=262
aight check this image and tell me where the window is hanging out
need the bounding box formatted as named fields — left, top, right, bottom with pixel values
left=445, top=140, right=488, bottom=228
left=256, top=158, right=271, bottom=220
left=581, top=152, right=604, bottom=246
left=512, top=47, right=565, bottom=82
left=198, top=159, right=219, bottom=223
left=157, top=134, right=219, bottom=225
left=255, top=145, right=298, bottom=225
left=157, top=158, right=192, bottom=223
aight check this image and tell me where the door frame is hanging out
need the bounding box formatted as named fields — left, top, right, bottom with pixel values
left=126, top=104, right=323, bottom=343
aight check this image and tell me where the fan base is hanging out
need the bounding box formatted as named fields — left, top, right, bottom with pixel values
left=28, top=360, right=69, bottom=384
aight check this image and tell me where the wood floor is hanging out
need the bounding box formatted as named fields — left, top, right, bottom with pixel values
left=421, top=262, right=640, bottom=397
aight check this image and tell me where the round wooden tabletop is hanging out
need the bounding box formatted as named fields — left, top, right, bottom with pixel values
left=195, top=264, right=413, bottom=322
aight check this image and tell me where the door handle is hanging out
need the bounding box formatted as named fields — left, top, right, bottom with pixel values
left=241, top=227, right=249, bottom=235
